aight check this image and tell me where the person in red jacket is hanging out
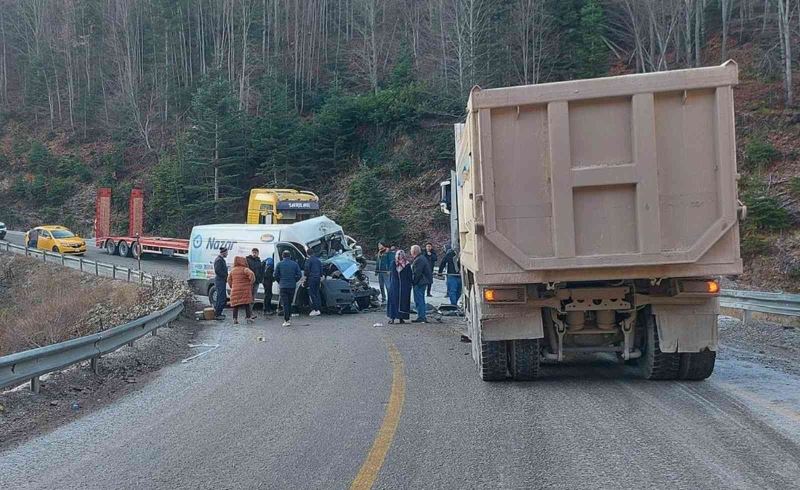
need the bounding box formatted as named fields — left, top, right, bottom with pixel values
left=227, top=256, right=256, bottom=324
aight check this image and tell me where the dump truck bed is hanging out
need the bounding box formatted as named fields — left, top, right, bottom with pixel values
left=457, top=62, right=742, bottom=284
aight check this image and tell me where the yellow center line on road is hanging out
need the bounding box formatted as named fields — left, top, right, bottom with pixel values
left=350, top=342, right=406, bottom=490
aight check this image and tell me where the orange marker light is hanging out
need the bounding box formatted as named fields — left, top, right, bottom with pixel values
left=483, top=289, right=496, bottom=302
left=707, top=280, right=720, bottom=294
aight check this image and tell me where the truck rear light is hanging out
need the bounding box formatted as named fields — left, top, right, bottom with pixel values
left=677, top=279, right=720, bottom=295
left=483, top=287, right=526, bottom=304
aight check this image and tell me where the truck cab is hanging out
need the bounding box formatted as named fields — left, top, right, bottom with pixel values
left=247, top=188, right=320, bottom=224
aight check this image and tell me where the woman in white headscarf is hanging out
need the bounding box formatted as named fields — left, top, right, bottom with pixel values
left=387, top=249, right=412, bottom=324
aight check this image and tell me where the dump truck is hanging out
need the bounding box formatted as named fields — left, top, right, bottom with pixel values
left=449, top=62, right=744, bottom=381
left=246, top=188, right=321, bottom=224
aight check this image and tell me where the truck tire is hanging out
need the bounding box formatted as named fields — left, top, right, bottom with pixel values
left=118, top=240, right=131, bottom=257
left=480, top=340, right=508, bottom=381
left=678, top=350, right=716, bottom=380
left=510, top=339, right=540, bottom=381
left=105, top=240, right=118, bottom=255
left=131, top=241, right=142, bottom=260
left=640, top=313, right=680, bottom=380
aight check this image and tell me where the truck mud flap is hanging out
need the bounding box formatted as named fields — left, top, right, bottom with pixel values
left=651, top=302, right=719, bottom=353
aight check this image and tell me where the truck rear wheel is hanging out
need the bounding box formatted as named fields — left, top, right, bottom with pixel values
left=105, top=240, right=118, bottom=255
left=640, top=312, right=680, bottom=380
left=118, top=240, right=131, bottom=257
left=510, top=339, right=540, bottom=381
left=678, top=350, right=716, bottom=380
left=480, top=340, right=508, bottom=381
left=131, top=241, right=142, bottom=260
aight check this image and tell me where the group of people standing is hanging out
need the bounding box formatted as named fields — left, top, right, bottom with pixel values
left=376, top=240, right=462, bottom=325
left=212, top=246, right=323, bottom=327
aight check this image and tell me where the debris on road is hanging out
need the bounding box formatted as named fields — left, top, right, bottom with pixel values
left=182, top=343, right=220, bottom=363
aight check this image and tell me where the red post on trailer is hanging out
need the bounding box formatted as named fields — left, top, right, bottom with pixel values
left=129, top=188, right=144, bottom=237
left=96, top=188, right=112, bottom=247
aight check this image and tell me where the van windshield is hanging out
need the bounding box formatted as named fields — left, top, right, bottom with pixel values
left=307, top=231, right=349, bottom=260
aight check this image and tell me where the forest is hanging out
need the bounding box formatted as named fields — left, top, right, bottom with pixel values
left=0, top=0, right=798, bottom=265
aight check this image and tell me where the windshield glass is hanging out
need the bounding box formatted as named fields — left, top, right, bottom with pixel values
left=51, top=230, right=76, bottom=238
left=307, top=231, right=350, bottom=260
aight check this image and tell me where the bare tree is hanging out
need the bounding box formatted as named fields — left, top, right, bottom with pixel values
left=776, top=0, right=793, bottom=105
left=512, top=0, right=551, bottom=84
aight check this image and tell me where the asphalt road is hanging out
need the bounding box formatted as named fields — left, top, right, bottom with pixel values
left=1, top=311, right=799, bottom=489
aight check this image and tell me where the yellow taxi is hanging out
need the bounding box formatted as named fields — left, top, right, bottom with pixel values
left=25, top=226, right=87, bottom=255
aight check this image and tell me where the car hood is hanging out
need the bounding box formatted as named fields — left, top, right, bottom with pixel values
left=323, top=255, right=360, bottom=280
left=58, top=238, right=85, bottom=245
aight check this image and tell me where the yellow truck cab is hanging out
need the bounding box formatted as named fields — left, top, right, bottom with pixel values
left=247, top=189, right=320, bottom=224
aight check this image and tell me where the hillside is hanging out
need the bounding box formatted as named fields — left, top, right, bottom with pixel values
left=0, top=0, right=799, bottom=288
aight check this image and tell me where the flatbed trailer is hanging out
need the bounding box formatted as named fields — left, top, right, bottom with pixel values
left=95, top=188, right=189, bottom=260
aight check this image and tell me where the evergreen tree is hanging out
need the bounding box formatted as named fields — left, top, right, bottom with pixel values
left=251, top=77, right=303, bottom=187
left=340, top=169, right=404, bottom=249
left=184, top=76, right=249, bottom=222
left=576, top=0, right=608, bottom=79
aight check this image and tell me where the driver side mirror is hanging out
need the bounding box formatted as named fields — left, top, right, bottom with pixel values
left=440, top=180, right=452, bottom=215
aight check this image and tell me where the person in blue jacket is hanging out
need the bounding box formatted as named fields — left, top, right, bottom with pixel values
left=273, top=250, right=302, bottom=327
left=304, top=249, right=323, bottom=317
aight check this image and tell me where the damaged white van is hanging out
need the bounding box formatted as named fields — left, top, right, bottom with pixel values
left=188, top=216, right=377, bottom=313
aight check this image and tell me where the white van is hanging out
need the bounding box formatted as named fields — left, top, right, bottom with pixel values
left=188, top=216, right=375, bottom=312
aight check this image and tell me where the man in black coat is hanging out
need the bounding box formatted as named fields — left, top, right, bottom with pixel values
left=246, top=248, right=265, bottom=316
left=262, top=257, right=275, bottom=314
left=213, top=247, right=229, bottom=320
left=304, top=249, right=323, bottom=316
left=410, top=244, right=432, bottom=323
left=424, top=242, right=438, bottom=297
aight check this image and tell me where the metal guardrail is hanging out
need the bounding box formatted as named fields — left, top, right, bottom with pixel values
left=0, top=240, right=155, bottom=286
left=0, top=300, right=184, bottom=392
left=719, top=289, right=800, bottom=322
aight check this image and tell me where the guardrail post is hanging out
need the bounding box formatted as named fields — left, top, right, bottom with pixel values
left=24, top=243, right=29, bottom=256
left=127, top=268, right=131, bottom=282
left=112, top=264, right=117, bottom=280
left=95, top=260, right=99, bottom=276
left=79, top=258, right=84, bottom=272
left=152, top=328, right=158, bottom=337
left=128, top=340, right=134, bottom=348
left=743, top=309, right=752, bottom=325
left=42, top=252, right=46, bottom=263
left=31, top=376, right=41, bottom=393
left=90, top=356, right=99, bottom=375
left=60, top=253, right=65, bottom=266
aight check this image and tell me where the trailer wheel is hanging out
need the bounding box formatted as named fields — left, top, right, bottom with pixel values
left=510, top=339, right=540, bottom=381
left=678, top=350, right=716, bottom=380
left=105, top=240, right=118, bottom=255
left=640, top=312, right=680, bottom=380
left=480, top=340, right=508, bottom=381
left=131, top=241, right=142, bottom=260
left=118, top=240, right=131, bottom=257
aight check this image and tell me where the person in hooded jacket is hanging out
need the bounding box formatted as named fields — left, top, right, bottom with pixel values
left=274, top=250, right=302, bottom=327
left=227, top=256, right=256, bottom=324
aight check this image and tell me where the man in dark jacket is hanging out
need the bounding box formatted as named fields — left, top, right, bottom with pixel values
left=439, top=244, right=461, bottom=306
left=410, top=244, right=432, bottom=323
left=376, top=241, right=395, bottom=304
left=424, top=242, right=438, bottom=297
left=246, top=248, right=265, bottom=316
left=304, top=249, right=323, bottom=316
left=213, top=247, right=229, bottom=320
left=262, top=257, right=275, bottom=314
left=274, top=250, right=302, bottom=327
